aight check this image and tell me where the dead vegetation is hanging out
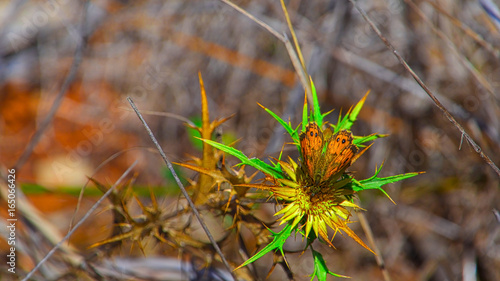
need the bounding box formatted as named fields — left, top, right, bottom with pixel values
left=0, top=0, right=499, bottom=280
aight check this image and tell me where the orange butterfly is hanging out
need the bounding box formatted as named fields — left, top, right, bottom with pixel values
left=299, top=123, right=358, bottom=184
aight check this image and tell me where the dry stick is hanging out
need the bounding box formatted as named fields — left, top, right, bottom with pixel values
left=119, top=108, right=196, bottom=127
left=69, top=146, right=159, bottom=234
left=280, top=0, right=313, bottom=103
left=22, top=160, right=139, bottom=281
left=356, top=208, right=392, bottom=281
left=220, top=0, right=284, bottom=41
left=13, top=1, right=90, bottom=171
left=127, top=98, right=236, bottom=280
left=405, top=0, right=499, bottom=104
left=280, top=0, right=306, bottom=71
left=330, top=47, right=469, bottom=118
left=219, top=0, right=312, bottom=102
left=424, top=0, right=500, bottom=59
left=283, top=33, right=313, bottom=102
left=280, top=0, right=309, bottom=87
left=349, top=0, right=500, bottom=178
left=219, top=0, right=312, bottom=153
left=494, top=209, right=500, bottom=223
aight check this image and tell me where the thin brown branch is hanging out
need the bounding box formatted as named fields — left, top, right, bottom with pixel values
left=330, top=47, right=469, bottom=118
left=356, top=207, right=392, bottom=281
left=219, top=0, right=284, bottom=41
left=280, top=0, right=313, bottom=104
left=22, top=160, right=139, bottom=281
left=405, top=0, right=499, bottom=104
left=349, top=0, right=500, bottom=178
left=280, top=0, right=307, bottom=75
left=219, top=0, right=313, bottom=104
left=127, top=98, right=236, bottom=280
left=424, top=0, right=500, bottom=58
left=120, top=107, right=196, bottom=127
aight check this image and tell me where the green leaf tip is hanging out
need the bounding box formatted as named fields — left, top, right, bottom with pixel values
left=335, top=90, right=370, bottom=132
left=258, top=103, right=299, bottom=143
left=311, top=79, right=323, bottom=127
left=200, top=138, right=284, bottom=179
left=349, top=164, right=424, bottom=203
left=235, top=224, right=294, bottom=270
left=310, top=249, right=350, bottom=280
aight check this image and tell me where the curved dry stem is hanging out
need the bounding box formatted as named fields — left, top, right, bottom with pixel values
left=219, top=0, right=312, bottom=105
left=349, top=0, right=500, bottom=178
left=127, top=97, right=236, bottom=280
left=355, top=200, right=392, bottom=281
left=219, top=0, right=284, bottom=41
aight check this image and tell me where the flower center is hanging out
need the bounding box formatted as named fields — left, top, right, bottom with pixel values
left=295, top=186, right=331, bottom=216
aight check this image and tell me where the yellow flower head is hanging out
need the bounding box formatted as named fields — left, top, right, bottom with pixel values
left=267, top=123, right=373, bottom=252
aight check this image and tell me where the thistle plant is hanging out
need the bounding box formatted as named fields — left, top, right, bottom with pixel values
left=203, top=80, right=422, bottom=279
left=91, top=75, right=421, bottom=280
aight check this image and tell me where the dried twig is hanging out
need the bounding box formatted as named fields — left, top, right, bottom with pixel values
left=279, top=0, right=312, bottom=100
left=424, top=0, right=500, bottom=58
left=219, top=0, right=313, bottom=103
left=356, top=207, right=392, bottom=281
left=349, top=0, right=500, bottom=178
left=493, top=209, right=500, bottom=223
left=405, top=0, right=499, bottom=104
left=22, top=160, right=139, bottom=281
left=330, top=47, right=469, bottom=119
left=127, top=97, right=236, bottom=280
left=219, top=0, right=284, bottom=41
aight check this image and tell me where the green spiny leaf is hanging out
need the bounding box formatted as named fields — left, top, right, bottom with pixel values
left=349, top=164, right=423, bottom=201
left=353, top=133, right=387, bottom=147
left=336, top=114, right=352, bottom=131
left=357, top=171, right=423, bottom=191
left=310, top=249, right=349, bottom=280
left=311, top=79, right=323, bottom=127
left=259, top=103, right=299, bottom=143
left=321, top=109, right=334, bottom=121
left=236, top=224, right=294, bottom=270
left=302, top=94, right=308, bottom=132
left=348, top=90, right=369, bottom=125
left=335, top=91, right=369, bottom=132
left=201, top=138, right=284, bottom=179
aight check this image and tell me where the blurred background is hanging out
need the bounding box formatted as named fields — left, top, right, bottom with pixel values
left=0, top=0, right=499, bottom=280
